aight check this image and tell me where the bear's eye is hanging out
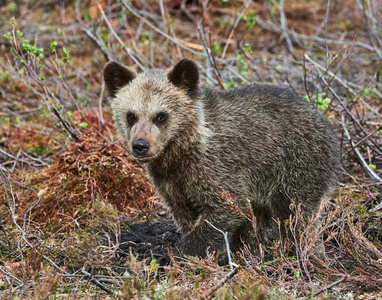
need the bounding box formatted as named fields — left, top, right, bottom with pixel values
left=126, top=112, right=136, bottom=126
left=155, top=112, right=167, bottom=124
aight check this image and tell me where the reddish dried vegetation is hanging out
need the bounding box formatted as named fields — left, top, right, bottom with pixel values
left=15, top=137, right=154, bottom=228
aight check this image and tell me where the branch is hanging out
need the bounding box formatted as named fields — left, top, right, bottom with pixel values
left=205, top=220, right=234, bottom=271
left=256, top=17, right=382, bottom=57
left=81, top=269, right=120, bottom=296
left=341, top=114, right=382, bottom=183
left=308, top=277, right=346, bottom=298
left=52, top=107, right=81, bottom=142
left=205, top=265, right=240, bottom=298
left=221, top=0, right=251, bottom=59
left=120, top=0, right=206, bottom=57
left=83, top=27, right=114, bottom=62
left=97, top=3, right=146, bottom=69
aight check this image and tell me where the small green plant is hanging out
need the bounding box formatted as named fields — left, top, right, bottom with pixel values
left=212, top=40, right=222, bottom=55
left=0, top=70, right=11, bottom=82
left=241, top=11, right=256, bottom=28
left=306, top=93, right=331, bottom=110
left=224, top=81, right=236, bottom=89
left=316, top=93, right=331, bottom=110
left=242, top=43, right=253, bottom=54
left=236, top=54, right=248, bottom=77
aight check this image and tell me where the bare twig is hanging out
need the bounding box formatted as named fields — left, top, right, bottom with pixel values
left=256, top=17, right=382, bottom=57
left=83, top=27, right=115, bottom=61
left=308, top=277, right=346, bottom=298
left=97, top=3, right=146, bottom=69
left=81, top=269, right=120, bottom=296
left=324, top=0, right=331, bottom=59
left=341, top=113, right=382, bottom=183
left=52, top=107, right=81, bottom=142
left=197, top=22, right=225, bottom=89
left=0, top=266, right=23, bottom=286
left=205, top=265, right=240, bottom=298
left=277, top=0, right=294, bottom=53
left=355, top=0, right=382, bottom=60
left=205, top=220, right=234, bottom=271
left=221, top=0, right=251, bottom=59
left=121, top=0, right=206, bottom=57
left=347, top=124, right=382, bottom=153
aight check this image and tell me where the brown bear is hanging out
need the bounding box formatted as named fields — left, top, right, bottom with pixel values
left=103, top=58, right=339, bottom=258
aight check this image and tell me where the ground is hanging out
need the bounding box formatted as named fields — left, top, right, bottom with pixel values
left=0, top=0, right=382, bottom=299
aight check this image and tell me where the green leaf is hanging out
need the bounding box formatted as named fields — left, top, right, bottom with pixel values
left=369, top=164, right=377, bottom=171
left=50, top=40, right=57, bottom=53
left=78, top=122, right=89, bottom=129
left=10, top=17, right=16, bottom=27
left=16, top=30, right=23, bottom=39
left=4, top=32, right=12, bottom=40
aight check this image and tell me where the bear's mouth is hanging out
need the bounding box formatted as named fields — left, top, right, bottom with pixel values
left=132, top=154, right=156, bottom=163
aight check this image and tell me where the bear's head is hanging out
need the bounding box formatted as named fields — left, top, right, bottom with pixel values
left=103, top=58, right=202, bottom=162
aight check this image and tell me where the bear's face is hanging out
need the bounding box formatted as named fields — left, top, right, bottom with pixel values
left=103, top=59, right=200, bottom=163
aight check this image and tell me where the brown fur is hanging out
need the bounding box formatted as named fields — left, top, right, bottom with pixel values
left=103, top=58, right=340, bottom=257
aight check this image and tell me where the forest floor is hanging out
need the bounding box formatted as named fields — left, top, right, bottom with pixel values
left=0, top=0, right=382, bottom=299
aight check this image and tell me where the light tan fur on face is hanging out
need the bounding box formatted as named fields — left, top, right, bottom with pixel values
left=110, top=68, right=203, bottom=162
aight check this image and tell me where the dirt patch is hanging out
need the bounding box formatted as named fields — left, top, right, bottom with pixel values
left=118, top=219, right=181, bottom=264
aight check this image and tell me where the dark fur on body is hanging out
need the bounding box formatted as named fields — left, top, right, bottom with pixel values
left=103, top=59, right=339, bottom=257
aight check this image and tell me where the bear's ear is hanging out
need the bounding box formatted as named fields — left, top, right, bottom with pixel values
left=103, top=61, right=136, bottom=98
left=168, top=58, right=199, bottom=97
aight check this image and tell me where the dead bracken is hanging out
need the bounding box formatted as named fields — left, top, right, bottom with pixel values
left=7, top=137, right=155, bottom=229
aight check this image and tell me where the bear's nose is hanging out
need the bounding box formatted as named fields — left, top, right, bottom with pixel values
left=132, top=139, right=149, bottom=156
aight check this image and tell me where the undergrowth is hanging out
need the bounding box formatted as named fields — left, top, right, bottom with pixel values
left=0, top=0, right=381, bottom=298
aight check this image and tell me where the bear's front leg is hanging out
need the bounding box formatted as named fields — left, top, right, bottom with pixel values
left=179, top=211, right=243, bottom=258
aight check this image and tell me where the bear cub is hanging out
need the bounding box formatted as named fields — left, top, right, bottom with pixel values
left=103, top=58, right=339, bottom=258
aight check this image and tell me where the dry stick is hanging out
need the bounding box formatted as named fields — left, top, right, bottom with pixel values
left=221, top=0, right=251, bottom=60
left=277, top=0, right=294, bottom=54
left=204, top=220, right=234, bottom=271
left=52, top=107, right=81, bottom=141
left=9, top=149, right=21, bottom=174
left=308, top=277, right=346, bottom=298
left=205, top=265, right=240, bottom=298
left=369, top=0, right=382, bottom=49
left=7, top=180, right=44, bottom=231
left=0, top=148, right=40, bottom=167
left=341, top=113, right=382, bottom=183
left=81, top=269, right=119, bottom=296
left=372, top=203, right=382, bottom=212
left=121, top=0, right=206, bottom=57
left=0, top=266, right=23, bottom=286
left=324, top=0, right=331, bottom=60
left=355, top=0, right=382, bottom=60
left=255, top=17, right=382, bottom=57
left=159, top=0, right=167, bottom=32
left=20, top=151, right=48, bottom=167
left=197, top=22, right=225, bottom=89
left=347, top=124, right=382, bottom=153
left=83, top=27, right=115, bottom=62
left=97, top=3, right=145, bottom=70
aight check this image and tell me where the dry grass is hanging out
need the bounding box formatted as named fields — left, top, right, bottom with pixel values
left=0, top=0, right=381, bottom=298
